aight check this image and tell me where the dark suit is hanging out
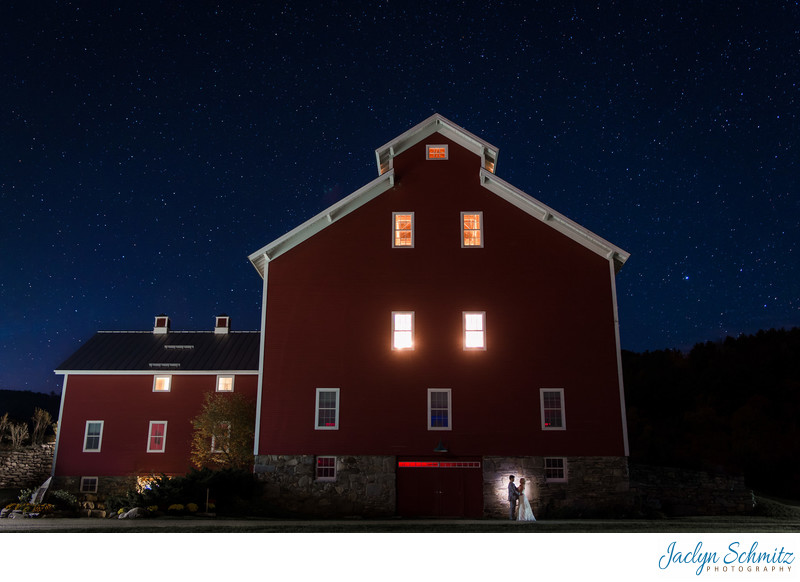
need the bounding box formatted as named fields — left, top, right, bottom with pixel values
left=508, top=481, right=520, bottom=519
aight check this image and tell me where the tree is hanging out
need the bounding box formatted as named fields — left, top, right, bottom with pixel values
left=190, top=393, right=255, bottom=470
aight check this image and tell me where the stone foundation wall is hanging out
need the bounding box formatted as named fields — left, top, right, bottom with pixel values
left=254, top=454, right=396, bottom=517
left=483, top=456, right=631, bottom=519
left=629, top=464, right=754, bottom=516
left=0, top=444, right=54, bottom=489
left=52, top=475, right=138, bottom=517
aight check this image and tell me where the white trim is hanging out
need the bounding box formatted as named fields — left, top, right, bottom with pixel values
left=479, top=169, right=629, bottom=272
left=315, top=388, right=340, bottom=430
left=50, top=374, right=69, bottom=476
left=315, top=455, right=337, bottom=481
left=248, top=114, right=627, bottom=278
left=254, top=257, right=269, bottom=455
left=540, top=388, right=566, bottom=431
left=425, top=144, right=449, bottom=160
left=248, top=170, right=395, bottom=276
left=463, top=311, right=486, bottom=350
left=544, top=457, right=568, bottom=482
left=82, top=420, right=104, bottom=452
left=609, top=258, right=630, bottom=456
left=391, top=311, right=415, bottom=350
left=427, top=388, right=452, bottom=431
left=147, top=420, right=168, bottom=453
left=460, top=211, right=484, bottom=248
left=153, top=375, right=171, bottom=392
left=216, top=374, right=235, bottom=392
left=80, top=476, right=99, bottom=493
left=392, top=211, right=415, bottom=248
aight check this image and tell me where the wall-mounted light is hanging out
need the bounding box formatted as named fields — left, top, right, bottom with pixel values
left=433, top=440, right=448, bottom=453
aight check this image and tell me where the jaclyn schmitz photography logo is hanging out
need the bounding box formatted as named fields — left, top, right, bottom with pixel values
left=658, top=540, right=795, bottom=576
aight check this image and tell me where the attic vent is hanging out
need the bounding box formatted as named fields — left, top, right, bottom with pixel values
left=164, top=345, right=194, bottom=350
left=149, top=363, right=180, bottom=369
left=426, top=144, right=448, bottom=160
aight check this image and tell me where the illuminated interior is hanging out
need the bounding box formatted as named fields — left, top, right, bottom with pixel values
left=392, top=312, right=414, bottom=349
left=153, top=375, right=171, bottom=392
left=426, top=144, right=448, bottom=159
left=462, top=213, right=482, bottom=246
left=393, top=213, right=413, bottom=247
left=464, top=312, right=485, bottom=349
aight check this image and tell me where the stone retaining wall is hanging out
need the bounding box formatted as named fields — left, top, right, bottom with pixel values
left=0, top=444, right=54, bottom=489
left=483, top=456, right=632, bottom=519
left=253, top=454, right=396, bottom=517
left=629, top=464, right=754, bottom=516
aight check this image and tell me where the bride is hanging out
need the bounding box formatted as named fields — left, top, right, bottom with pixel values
left=517, top=478, right=536, bottom=521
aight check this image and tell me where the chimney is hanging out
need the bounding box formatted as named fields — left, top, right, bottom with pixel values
left=214, top=315, right=230, bottom=335
left=153, top=315, right=170, bottom=334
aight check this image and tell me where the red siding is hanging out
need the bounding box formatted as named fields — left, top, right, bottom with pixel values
left=258, top=136, right=625, bottom=457
left=55, top=374, right=257, bottom=477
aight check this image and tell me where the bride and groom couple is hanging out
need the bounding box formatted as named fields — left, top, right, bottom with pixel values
left=508, top=475, right=536, bottom=521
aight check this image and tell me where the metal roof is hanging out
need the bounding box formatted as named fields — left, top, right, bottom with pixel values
left=55, top=331, right=260, bottom=374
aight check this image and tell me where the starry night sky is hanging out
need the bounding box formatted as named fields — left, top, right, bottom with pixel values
left=2, top=1, right=798, bottom=394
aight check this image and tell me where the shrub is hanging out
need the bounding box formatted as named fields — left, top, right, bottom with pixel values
left=31, top=408, right=52, bottom=445
left=8, top=422, right=29, bottom=448
left=49, top=489, right=79, bottom=510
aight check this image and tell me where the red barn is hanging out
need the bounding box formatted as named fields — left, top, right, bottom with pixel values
left=248, top=114, right=631, bottom=518
left=52, top=315, right=259, bottom=499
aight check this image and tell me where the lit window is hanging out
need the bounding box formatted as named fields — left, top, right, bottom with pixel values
left=393, top=212, right=414, bottom=248
left=153, top=375, right=171, bottom=392
left=545, top=457, right=568, bottom=482
left=83, top=421, right=103, bottom=452
left=80, top=477, right=99, bottom=493
left=461, top=212, right=483, bottom=247
left=316, top=456, right=337, bottom=480
left=463, top=312, right=486, bottom=350
left=147, top=421, right=168, bottom=452
left=392, top=311, right=414, bottom=350
left=426, top=144, right=448, bottom=159
left=428, top=389, right=451, bottom=430
left=315, top=388, right=340, bottom=430
left=211, top=422, right=231, bottom=453
left=540, top=389, right=566, bottom=430
left=216, top=375, right=234, bottom=392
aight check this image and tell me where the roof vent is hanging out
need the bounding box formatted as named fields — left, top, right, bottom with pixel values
left=215, top=315, right=230, bottom=335
left=153, top=315, right=170, bottom=335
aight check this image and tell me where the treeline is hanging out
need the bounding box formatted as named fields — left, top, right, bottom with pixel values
left=623, top=327, right=799, bottom=498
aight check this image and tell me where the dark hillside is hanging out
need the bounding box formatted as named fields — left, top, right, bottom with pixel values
left=0, top=389, right=61, bottom=423
left=623, top=327, right=800, bottom=498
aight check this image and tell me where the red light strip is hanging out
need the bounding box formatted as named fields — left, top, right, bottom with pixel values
left=398, top=461, right=481, bottom=469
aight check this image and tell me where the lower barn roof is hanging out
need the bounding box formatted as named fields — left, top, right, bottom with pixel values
left=55, top=331, right=260, bottom=373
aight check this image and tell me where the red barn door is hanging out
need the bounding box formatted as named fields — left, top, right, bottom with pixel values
left=396, top=459, right=483, bottom=518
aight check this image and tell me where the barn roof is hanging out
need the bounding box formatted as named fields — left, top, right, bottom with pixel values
left=54, top=330, right=260, bottom=374
left=249, top=113, right=629, bottom=276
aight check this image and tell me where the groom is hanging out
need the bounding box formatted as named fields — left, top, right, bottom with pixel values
left=507, top=475, right=520, bottom=520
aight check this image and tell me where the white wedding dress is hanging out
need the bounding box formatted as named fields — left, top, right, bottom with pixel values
left=517, top=486, right=536, bottom=521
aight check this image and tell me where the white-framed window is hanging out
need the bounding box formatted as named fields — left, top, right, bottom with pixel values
left=315, top=388, right=340, bottom=430
left=428, top=389, right=452, bottom=430
left=426, top=144, right=448, bottom=160
left=392, top=311, right=415, bottom=350
left=83, top=420, right=104, bottom=452
left=392, top=212, right=414, bottom=248
left=210, top=422, right=231, bottom=453
left=461, top=212, right=483, bottom=247
left=545, top=457, right=568, bottom=482
left=316, top=456, right=337, bottom=481
left=147, top=421, right=168, bottom=453
left=153, top=375, right=171, bottom=392
left=216, top=375, right=234, bottom=392
left=463, top=311, right=486, bottom=350
left=540, top=389, right=566, bottom=430
left=80, top=476, right=99, bottom=493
